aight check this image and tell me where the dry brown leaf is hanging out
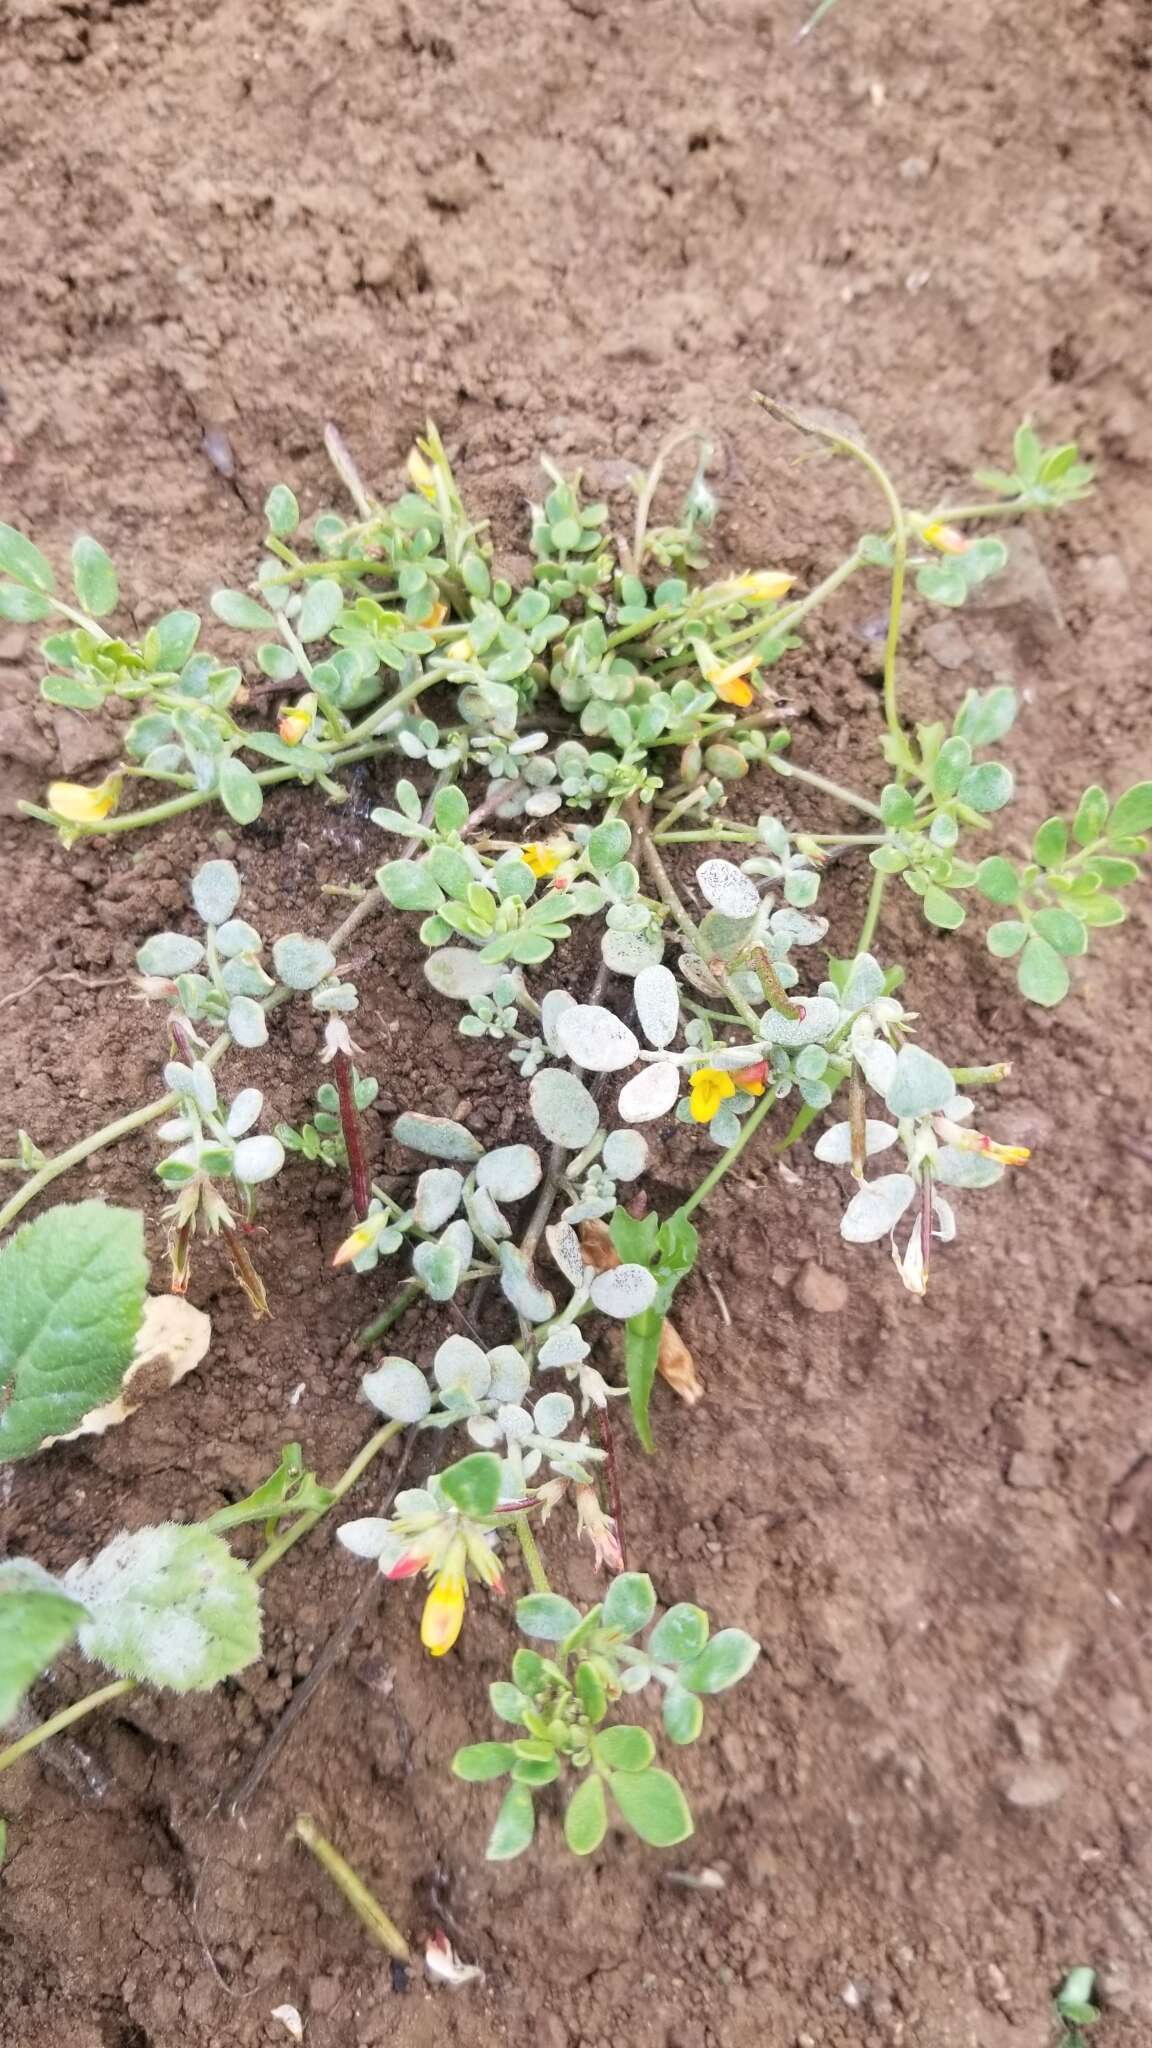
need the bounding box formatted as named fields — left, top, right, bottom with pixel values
left=577, top=1219, right=702, bottom=1407
left=46, top=1295, right=212, bottom=1444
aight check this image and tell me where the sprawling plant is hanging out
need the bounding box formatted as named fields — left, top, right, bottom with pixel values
left=2, top=405, right=1146, bottom=1874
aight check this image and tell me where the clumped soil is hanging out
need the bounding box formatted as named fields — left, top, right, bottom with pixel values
left=2, top=0, right=1152, bottom=2044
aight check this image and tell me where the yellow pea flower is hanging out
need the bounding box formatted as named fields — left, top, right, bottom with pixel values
left=420, top=1565, right=467, bottom=1657
left=447, top=634, right=475, bottom=662
left=725, top=570, right=794, bottom=603
left=407, top=447, right=438, bottom=500
left=47, top=775, right=122, bottom=824
left=921, top=522, right=970, bottom=556
left=695, top=645, right=760, bottom=708
left=688, top=1067, right=737, bottom=1124
left=332, top=1213, right=385, bottom=1267
left=521, top=842, right=566, bottom=879
left=420, top=600, right=448, bottom=630
left=277, top=692, right=316, bottom=746
left=931, top=1114, right=1030, bottom=1167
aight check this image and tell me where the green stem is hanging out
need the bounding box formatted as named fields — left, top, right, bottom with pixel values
left=626, top=426, right=711, bottom=576
left=515, top=1512, right=551, bottom=1595
left=927, top=498, right=1023, bottom=525
left=765, top=755, right=886, bottom=822
left=356, top=1279, right=424, bottom=1349
left=0, top=1421, right=405, bottom=1779
left=292, top=1814, right=410, bottom=1962
left=855, top=868, right=888, bottom=954
left=627, top=805, right=766, bottom=1037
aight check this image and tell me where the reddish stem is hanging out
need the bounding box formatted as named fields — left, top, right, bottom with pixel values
left=335, top=1049, right=371, bottom=1221
left=597, top=1404, right=628, bottom=1572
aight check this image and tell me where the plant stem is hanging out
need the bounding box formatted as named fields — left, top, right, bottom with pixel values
left=333, top=1049, right=371, bottom=1221
left=626, top=426, right=711, bottom=576
left=0, top=1420, right=405, bottom=1779
left=0, top=1679, right=134, bottom=1775
left=855, top=867, right=888, bottom=954
left=765, top=754, right=886, bottom=821
left=324, top=421, right=376, bottom=521
left=676, top=1091, right=775, bottom=1222
left=292, top=1814, right=410, bottom=1962
left=627, top=801, right=767, bottom=1039
left=514, top=1511, right=551, bottom=1595
left=356, top=1280, right=423, bottom=1348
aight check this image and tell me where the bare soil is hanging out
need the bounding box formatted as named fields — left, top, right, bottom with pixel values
left=2, top=1, right=1152, bottom=2045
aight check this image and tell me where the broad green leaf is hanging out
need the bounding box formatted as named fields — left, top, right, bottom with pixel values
left=148, top=610, right=201, bottom=671
left=955, top=762, right=1013, bottom=813
left=297, top=578, right=344, bottom=642
left=393, top=1113, right=483, bottom=1163
left=0, top=523, right=54, bottom=592
left=879, top=783, right=917, bottom=829
left=930, top=736, right=972, bottom=798
left=916, top=563, right=967, bottom=607
left=608, top=1766, right=692, bottom=1846
left=679, top=1627, right=761, bottom=1694
left=595, top=1725, right=655, bottom=1772
left=512, top=1752, right=559, bottom=1786
left=624, top=1306, right=663, bottom=1453
left=211, top=589, right=276, bottom=632
left=0, top=1561, right=88, bottom=1724
left=271, top=933, right=336, bottom=989
left=452, top=1741, right=517, bottom=1782
left=438, top=1452, right=501, bottom=1519
left=486, top=1781, right=536, bottom=1861
left=1086, top=855, right=1139, bottom=888
left=1072, top=785, right=1109, bottom=846
left=67, top=1525, right=261, bottom=1691
left=1109, top=783, right=1152, bottom=840
left=0, top=581, right=52, bottom=622
left=191, top=859, right=242, bottom=926
left=922, top=886, right=965, bottom=930
left=257, top=641, right=299, bottom=682
left=202, top=1444, right=332, bottom=1532
left=884, top=1044, right=956, bottom=1117
left=217, top=755, right=264, bottom=824
left=135, top=931, right=205, bottom=977
left=1032, top=816, right=1068, bottom=869
left=976, top=856, right=1019, bottom=905
left=434, top=783, right=469, bottom=835
left=1016, top=934, right=1070, bottom=1006
left=564, top=1772, right=608, bottom=1854
left=602, top=1573, right=656, bottom=1638
left=1077, top=892, right=1126, bottom=927
left=41, top=674, right=103, bottom=710
left=609, top=1207, right=660, bottom=1266
left=377, top=858, right=445, bottom=913
left=516, top=1593, right=583, bottom=1641
left=264, top=484, right=300, bottom=538
left=662, top=1686, right=705, bottom=1746
left=986, top=919, right=1028, bottom=958
left=587, top=820, right=632, bottom=872
left=529, top=1068, right=600, bottom=1149
left=70, top=536, right=118, bottom=618
left=953, top=683, right=1017, bottom=747
left=1031, top=907, right=1087, bottom=956
left=0, top=1203, right=147, bottom=1461
left=649, top=1603, right=709, bottom=1664
left=575, top=1661, right=607, bottom=1723
left=489, top=1681, right=530, bottom=1724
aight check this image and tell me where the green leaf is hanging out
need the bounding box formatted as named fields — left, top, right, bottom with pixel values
left=602, top=1573, right=656, bottom=1638
left=1072, top=785, right=1109, bottom=846
left=986, top=919, right=1028, bottom=958
left=1031, top=908, right=1087, bottom=957
left=393, top=1112, right=483, bottom=1163
left=608, top=1207, right=660, bottom=1266
left=271, top=933, right=336, bottom=989
left=624, top=1306, right=663, bottom=1454
left=564, top=1772, right=608, bottom=1855
left=70, top=536, right=118, bottom=618
left=0, top=523, right=54, bottom=592
left=297, top=578, right=344, bottom=642
left=976, top=856, right=1020, bottom=905
left=438, top=1452, right=501, bottom=1519
left=662, top=1686, right=705, bottom=1746
left=202, top=1444, right=332, bottom=1532
left=930, top=736, right=972, bottom=799
left=67, top=1525, right=261, bottom=1691
left=916, top=563, right=967, bottom=608
left=486, top=1782, right=536, bottom=1861
left=922, top=886, right=965, bottom=930
left=1032, top=816, right=1068, bottom=869
left=217, top=755, right=264, bottom=825
left=575, top=1661, right=607, bottom=1723
left=608, top=1767, right=693, bottom=1847
left=0, top=1203, right=148, bottom=1461
left=0, top=1561, right=88, bottom=1724
left=1109, top=782, right=1152, bottom=840
left=377, top=858, right=446, bottom=913
left=953, top=684, right=1017, bottom=747
left=149, top=610, right=201, bottom=671
left=1085, top=855, right=1139, bottom=888
left=595, top=1725, right=655, bottom=1772
left=511, top=1647, right=546, bottom=1693
left=512, top=1752, right=559, bottom=1786
left=679, top=1628, right=761, bottom=1694
left=264, top=484, right=300, bottom=538
left=211, top=589, right=277, bottom=632
left=41, top=674, right=103, bottom=710
left=587, top=820, right=632, bottom=872
left=879, top=784, right=917, bottom=829
left=955, top=762, right=1014, bottom=814
left=648, top=1603, right=709, bottom=1664
left=884, top=1044, right=956, bottom=1117
left=452, top=1741, right=517, bottom=1782
left=489, top=1681, right=530, bottom=1724
left=1077, top=892, right=1126, bottom=928
left=1016, top=934, right=1070, bottom=1006
left=257, top=641, right=299, bottom=683
left=516, top=1593, right=584, bottom=1641
left=0, top=581, right=52, bottom=622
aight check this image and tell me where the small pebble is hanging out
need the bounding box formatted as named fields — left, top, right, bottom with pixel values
left=793, top=1262, right=849, bottom=1314
left=999, top=1762, right=1070, bottom=1809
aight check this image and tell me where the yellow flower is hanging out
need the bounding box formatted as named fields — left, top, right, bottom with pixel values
left=688, top=1067, right=737, bottom=1124
left=277, top=692, right=316, bottom=746
left=695, top=645, right=760, bottom=708
left=407, top=446, right=438, bottom=500
left=725, top=571, right=794, bottom=604
left=421, top=1565, right=466, bottom=1657
left=521, top=842, right=566, bottom=879
left=446, top=634, right=474, bottom=662
left=47, top=775, right=122, bottom=824
left=420, top=600, right=448, bottom=630
left=932, top=1114, right=1030, bottom=1167
left=331, top=1215, right=383, bottom=1267
left=922, top=521, right=970, bottom=556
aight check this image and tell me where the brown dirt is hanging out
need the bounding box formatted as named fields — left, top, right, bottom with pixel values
left=2, top=0, right=1152, bottom=2044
